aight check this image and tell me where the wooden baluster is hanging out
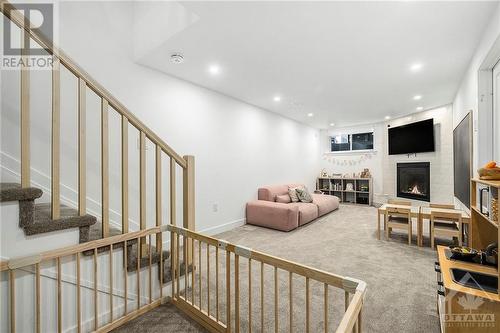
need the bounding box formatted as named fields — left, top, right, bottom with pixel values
left=76, top=253, right=81, bottom=333
left=36, top=263, right=40, bottom=333
left=159, top=232, right=163, bottom=301
left=358, top=308, right=363, bottom=333
left=78, top=78, right=87, bottom=216
left=137, top=238, right=140, bottom=309
left=170, top=158, right=176, bottom=300
left=248, top=258, right=252, bottom=333
left=121, top=116, right=129, bottom=233
left=184, top=236, right=188, bottom=300
left=216, top=247, right=219, bottom=322
left=139, top=132, right=146, bottom=257
left=20, top=27, right=30, bottom=188
left=57, top=258, right=62, bottom=333
left=183, top=156, right=195, bottom=267
left=289, top=272, right=293, bottom=333
left=274, top=267, right=278, bottom=333
left=226, top=251, right=231, bottom=332
left=260, top=262, right=264, bottom=332
left=94, top=248, right=98, bottom=330
left=101, top=99, right=109, bottom=237
left=149, top=235, right=152, bottom=303
left=305, top=277, right=310, bottom=333
left=155, top=147, right=163, bottom=300
left=10, top=269, right=15, bottom=333
left=123, top=241, right=128, bottom=314
left=191, top=239, right=195, bottom=304
left=176, top=233, right=180, bottom=299
left=235, top=255, right=240, bottom=333
left=156, top=146, right=162, bottom=245
left=109, top=244, right=114, bottom=322
left=199, top=241, right=202, bottom=309
left=51, top=57, right=60, bottom=219
left=207, top=244, right=210, bottom=315
left=78, top=78, right=86, bottom=215
left=324, top=283, right=328, bottom=333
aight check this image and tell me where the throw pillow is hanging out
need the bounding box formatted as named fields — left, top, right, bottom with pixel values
left=276, top=194, right=291, bottom=203
left=296, top=187, right=313, bottom=203
left=288, top=186, right=302, bottom=202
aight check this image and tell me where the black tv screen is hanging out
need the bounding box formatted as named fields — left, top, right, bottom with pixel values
left=388, top=119, right=435, bottom=155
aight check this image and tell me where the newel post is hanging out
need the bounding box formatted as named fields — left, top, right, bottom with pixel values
left=183, top=155, right=195, bottom=266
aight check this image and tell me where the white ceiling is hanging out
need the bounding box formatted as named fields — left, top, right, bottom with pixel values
left=134, top=1, right=498, bottom=128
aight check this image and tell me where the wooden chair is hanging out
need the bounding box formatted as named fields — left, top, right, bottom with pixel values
left=429, top=203, right=455, bottom=209
left=385, top=207, right=412, bottom=245
left=388, top=199, right=412, bottom=206
left=430, top=211, right=462, bottom=249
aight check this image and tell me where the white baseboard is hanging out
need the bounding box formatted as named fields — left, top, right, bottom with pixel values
left=199, top=218, right=246, bottom=236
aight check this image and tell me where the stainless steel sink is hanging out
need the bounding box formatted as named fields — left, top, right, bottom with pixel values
left=450, top=268, right=498, bottom=293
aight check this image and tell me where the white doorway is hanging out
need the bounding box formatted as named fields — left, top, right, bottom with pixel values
left=494, top=60, right=500, bottom=161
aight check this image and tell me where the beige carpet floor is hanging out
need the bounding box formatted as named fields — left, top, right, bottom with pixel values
left=115, top=204, right=447, bottom=332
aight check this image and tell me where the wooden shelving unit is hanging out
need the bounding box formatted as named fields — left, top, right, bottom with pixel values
left=316, top=177, right=373, bottom=206
left=470, top=178, right=500, bottom=295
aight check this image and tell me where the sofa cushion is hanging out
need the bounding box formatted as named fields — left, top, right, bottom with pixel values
left=296, top=187, right=313, bottom=203
left=289, top=202, right=319, bottom=225
left=246, top=201, right=299, bottom=231
left=276, top=194, right=291, bottom=203
left=311, top=193, right=340, bottom=216
left=288, top=186, right=301, bottom=202
left=258, top=185, right=290, bottom=202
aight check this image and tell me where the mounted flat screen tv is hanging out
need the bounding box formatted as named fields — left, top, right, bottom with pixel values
left=388, top=119, right=435, bottom=155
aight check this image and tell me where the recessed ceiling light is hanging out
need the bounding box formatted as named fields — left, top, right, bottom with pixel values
left=273, top=96, right=281, bottom=102
left=307, top=113, right=314, bottom=117
left=410, top=62, right=423, bottom=72
left=329, top=122, right=335, bottom=126
left=208, top=64, right=220, bottom=75
left=416, top=106, right=424, bottom=111
left=385, top=116, right=391, bottom=120
left=170, top=54, right=184, bottom=64
left=413, top=95, right=422, bottom=100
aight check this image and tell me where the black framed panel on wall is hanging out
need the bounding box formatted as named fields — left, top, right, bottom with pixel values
left=453, top=111, right=472, bottom=208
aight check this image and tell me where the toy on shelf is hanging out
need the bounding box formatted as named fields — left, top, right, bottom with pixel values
left=478, top=161, right=500, bottom=180
left=360, top=168, right=371, bottom=178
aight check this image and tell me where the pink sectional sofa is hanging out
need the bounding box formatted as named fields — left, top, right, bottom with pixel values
left=246, top=184, right=340, bottom=231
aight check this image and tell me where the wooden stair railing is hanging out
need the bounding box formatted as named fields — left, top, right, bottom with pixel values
left=1, top=225, right=367, bottom=333
left=0, top=0, right=195, bottom=246
left=167, top=225, right=367, bottom=333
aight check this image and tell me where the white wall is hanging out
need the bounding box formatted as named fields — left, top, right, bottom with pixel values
left=0, top=1, right=320, bottom=237
left=453, top=3, right=500, bottom=170
left=319, top=106, right=454, bottom=205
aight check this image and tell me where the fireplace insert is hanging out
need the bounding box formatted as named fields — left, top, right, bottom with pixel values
left=397, top=162, right=430, bottom=202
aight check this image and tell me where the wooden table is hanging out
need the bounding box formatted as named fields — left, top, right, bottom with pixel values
left=377, top=204, right=470, bottom=247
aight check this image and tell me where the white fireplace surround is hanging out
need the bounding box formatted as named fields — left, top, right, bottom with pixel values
left=320, top=105, right=454, bottom=205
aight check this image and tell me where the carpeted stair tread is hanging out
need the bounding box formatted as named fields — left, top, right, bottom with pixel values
left=0, top=182, right=42, bottom=202
left=126, top=242, right=170, bottom=272
left=163, top=260, right=193, bottom=283
left=24, top=203, right=97, bottom=236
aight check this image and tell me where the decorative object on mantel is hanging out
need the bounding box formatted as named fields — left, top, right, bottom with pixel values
left=478, top=161, right=500, bottom=180
left=321, top=153, right=373, bottom=166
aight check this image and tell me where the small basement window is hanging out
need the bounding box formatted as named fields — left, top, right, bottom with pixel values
left=330, top=132, right=374, bottom=152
